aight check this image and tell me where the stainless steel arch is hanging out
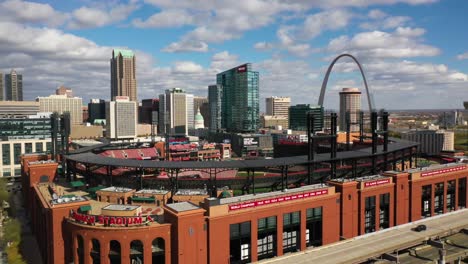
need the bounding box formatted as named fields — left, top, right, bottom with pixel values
left=318, top=54, right=374, bottom=111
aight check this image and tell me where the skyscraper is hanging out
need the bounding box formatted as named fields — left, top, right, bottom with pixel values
left=106, top=96, right=137, bottom=139
left=110, top=49, right=137, bottom=101
left=6, top=69, right=23, bottom=101
left=158, top=88, right=193, bottom=135
left=339, top=88, right=361, bottom=132
left=56, top=86, right=73, bottom=98
left=208, top=84, right=222, bottom=132
left=217, top=63, right=259, bottom=133
left=88, top=99, right=106, bottom=124
left=289, top=104, right=324, bottom=131
left=266, top=96, right=290, bottom=118
left=0, top=72, right=3, bottom=101
left=37, top=94, right=83, bottom=125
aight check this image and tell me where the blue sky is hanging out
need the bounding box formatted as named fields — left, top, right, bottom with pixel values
left=0, top=0, right=467, bottom=110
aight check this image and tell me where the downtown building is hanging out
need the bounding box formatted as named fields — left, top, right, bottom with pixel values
left=217, top=63, right=259, bottom=133
left=37, top=94, right=83, bottom=125
left=208, top=84, right=223, bottom=132
left=339, top=88, right=361, bottom=132
left=88, top=99, right=106, bottom=125
left=158, top=88, right=194, bottom=135
left=111, top=49, right=137, bottom=102
left=0, top=101, right=40, bottom=118
left=5, top=69, right=23, bottom=101
left=289, top=104, right=324, bottom=132
left=106, top=97, right=137, bottom=139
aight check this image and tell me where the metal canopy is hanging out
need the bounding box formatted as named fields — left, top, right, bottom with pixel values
left=65, top=138, right=417, bottom=169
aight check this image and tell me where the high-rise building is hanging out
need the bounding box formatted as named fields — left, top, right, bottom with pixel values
left=401, top=130, right=444, bottom=155
left=5, top=69, right=23, bottom=101
left=139, top=99, right=159, bottom=124
left=0, top=101, right=40, bottom=118
left=186, top=94, right=194, bottom=129
left=216, top=63, right=259, bottom=133
left=208, top=84, right=223, bottom=132
left=37, top=94, right=83, bottom=125
left=88, top=99, right=106, bottom=124
left=106, top=96, right=137, bottom=139
left=289, top=104, right=324, bottom=132
left=194, top=96, right=210, bottom=128
left=110, top=49, right=137, bottom=102
left=158, top=88, right=193, bottom=135
left=339, top=88, right=361, bottom=132
left=266, top=96, right=290, bottom=117
left=0, top=72, right=3, bottom=101
left=55, top=86, right=73, bottom=98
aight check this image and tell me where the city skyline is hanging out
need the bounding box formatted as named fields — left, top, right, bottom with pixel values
left=0, top=0, right=467, bottom=110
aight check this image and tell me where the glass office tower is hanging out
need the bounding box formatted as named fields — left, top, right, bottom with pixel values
left=216, top=63, right=259, bottom=133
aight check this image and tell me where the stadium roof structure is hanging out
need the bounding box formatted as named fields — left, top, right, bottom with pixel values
left=65, top=138, right=418, bottom=169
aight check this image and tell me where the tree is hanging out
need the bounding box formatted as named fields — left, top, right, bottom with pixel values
left=0, top=178, right=9, bottom=203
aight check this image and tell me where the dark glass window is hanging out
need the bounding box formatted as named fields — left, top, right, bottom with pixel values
left=90, top=239, right=100, bottom=264
left=230, top=221, right=251, bottom=264
left=25, top=143, right=32, bottom=154
left=306, top=207, right=322, bottom=247
left=13, top=143, right=21, bottom=164
left=365, top=196, right=376, bottom=233
left=434, top=182, right=444, bottom=215
left=422, top=185, right=432, bottom=218
left=35, top=142, right=43, bottom=153
left=283, top=211, right=300, bottom=253
left=458, top=178, right=467, bottom=208
left=447, top=180, right=456, bottom=212
left=379, top=193, right=390, bottom=229
left=257, top=216, right=277, bottom=260
left=2, top=144, right=10, bottom=165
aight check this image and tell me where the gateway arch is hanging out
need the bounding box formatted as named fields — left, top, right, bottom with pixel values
left=318, top=54, right=375, bottom=112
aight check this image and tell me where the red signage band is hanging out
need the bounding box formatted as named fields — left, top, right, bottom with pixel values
left=228, top=189, right=329, bottom=211
left=70, top=211, right=154, bottom=226
left=421, top=166, right=466, bottom=177
left=237, top=64, right=247, bottom=73
left=364, top=178, right=391, bottom=188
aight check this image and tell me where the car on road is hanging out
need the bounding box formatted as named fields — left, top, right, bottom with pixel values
left=413, top=224, right=427, bottom=232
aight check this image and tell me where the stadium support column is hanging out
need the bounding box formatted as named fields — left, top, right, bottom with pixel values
left=346, top=111, right=351, bottom=151
left=382, top=111, right=389, bottom=171
left=359, top=111, right=364, bottom=143
left=331, top=113, right=337, bottom=179
left=51, top=112, right=59, bottom=160
left=307, top=112, right=315, bottom=185
left=371, top=112, right=378, bottom=174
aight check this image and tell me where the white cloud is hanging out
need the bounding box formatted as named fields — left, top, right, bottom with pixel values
left=162, top=40, right=208, bottom=53
left=302, top=9, right=353, bottom=39
left=0, top=0, right=68, bottom=27
left=368, top=9, right=387, bottom=19
left=456, top=52, right=468, bottom=60
left=254, top=42, right=274, bottom=51
left=328, top=27, right=440, bottom=59
left=69, top=1, right=139, bottom=29
left=172, top=61, right=204, bottom=74
left=210, top=51, right=239, bottom=71
left=132, top=9, right=203, bottom=28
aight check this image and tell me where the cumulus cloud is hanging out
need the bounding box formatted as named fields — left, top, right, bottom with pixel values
left=68, top=1, right=139, bottom=29
left=132, top=9, right=204, bottom=28
left=254, top=42, right=274, bottom=51
left=327, top=27, right=440, bottom=59
left=0, top=0, right=68, bottom=27
left=457, top=52, right=468, bottom=60
left=302, top=9, right=353, bottom=39
left=162, top=40, right=209, bottom=53
left=210, top=51, right=240, bottom=71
